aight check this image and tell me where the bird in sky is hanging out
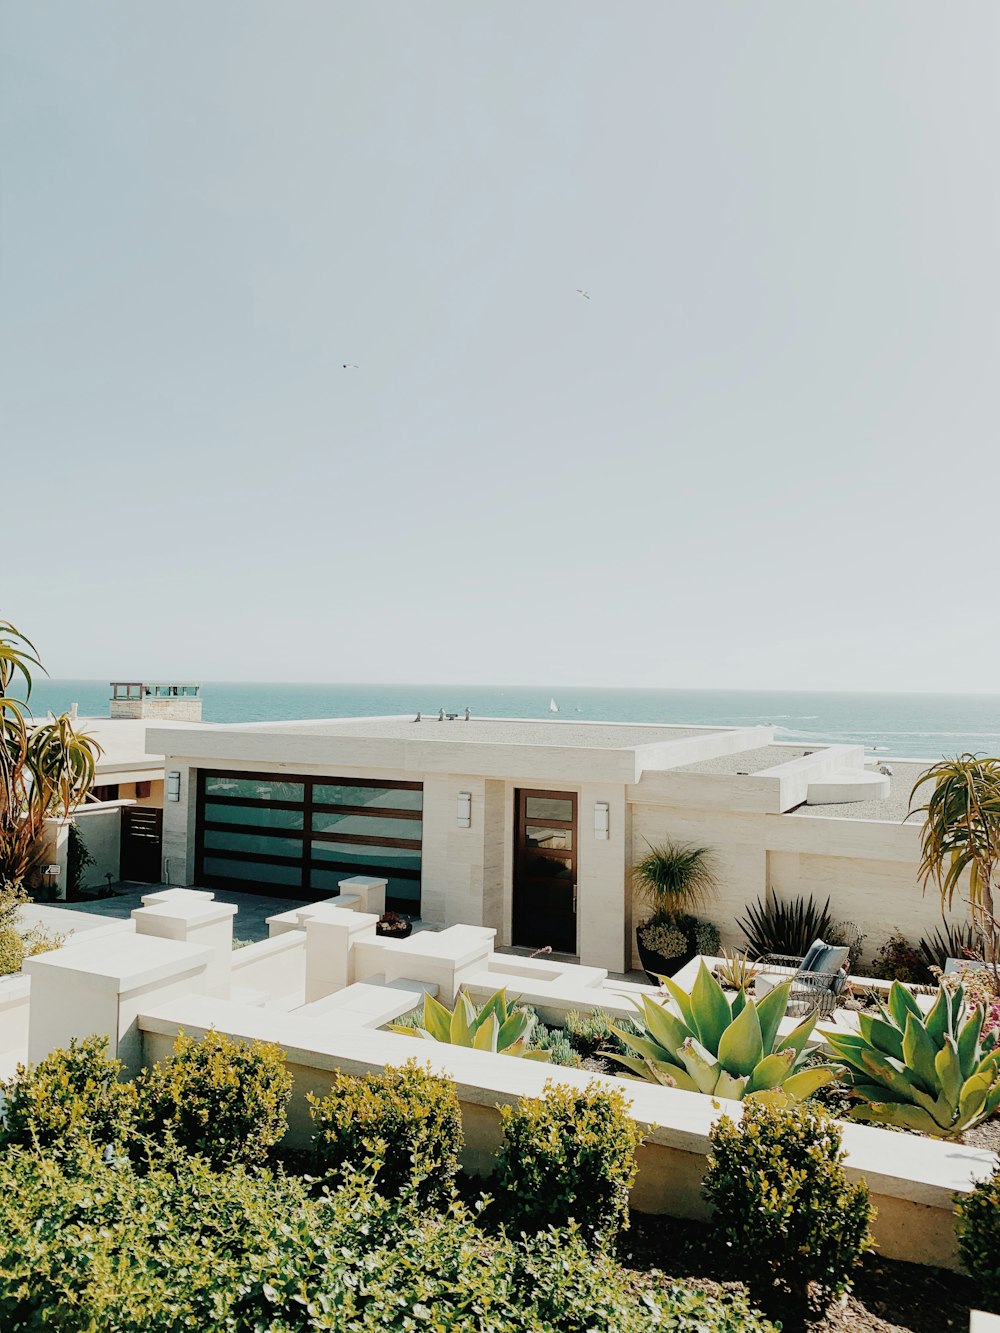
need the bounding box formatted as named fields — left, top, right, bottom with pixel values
left=342, top=363, right=359, bottom=369
left=576, top=289, right=590, bottom=300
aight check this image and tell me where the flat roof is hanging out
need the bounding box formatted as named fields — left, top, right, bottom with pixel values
left=242, top=716, right=717, bottom=749
left=791, top=760, right=928, bottom=823
left=676, top=745, right=811, bottom=775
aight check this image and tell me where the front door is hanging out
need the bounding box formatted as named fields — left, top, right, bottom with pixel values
left=512, top=789, right=577, bottom=954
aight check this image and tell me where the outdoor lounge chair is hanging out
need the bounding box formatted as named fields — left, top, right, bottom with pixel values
left=754, top=939, right=852, bottom=1018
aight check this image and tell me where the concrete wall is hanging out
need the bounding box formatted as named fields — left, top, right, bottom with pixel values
left=628, top=801, right=963, bottom=968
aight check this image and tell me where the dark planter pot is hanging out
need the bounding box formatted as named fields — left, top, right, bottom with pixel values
left=376, top=920, right=413, bottom=940
left=636, top=932, right=693, bottom=985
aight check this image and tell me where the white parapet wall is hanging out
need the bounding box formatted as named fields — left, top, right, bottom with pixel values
left=136, top=990, right=997, bottom=1272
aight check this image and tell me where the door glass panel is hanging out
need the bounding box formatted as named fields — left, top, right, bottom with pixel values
left=309, top=868, right=420, bottom=904
left=203, top=830, right=303, bottom=858
left=524, top=825, right=572, bottom=850
left=524, top=853, right=573, bottom=880
left=312, top=810, right=422, bottom=839
left=525, top=796, right=573, bottom=822
left=203, top=802, right=304, bottom=830
left=201, top=856, right=303, bottom=886
left=313, top=784, right=422, bottom=810
left=311, top=841, right=421, bottom=870
left=204, top=776, right=304, bottom=802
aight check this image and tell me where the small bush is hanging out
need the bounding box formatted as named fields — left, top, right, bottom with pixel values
left=528, top=1022, right=581, bottom=1066
left=0, top=1034, right=137, bottom=1153
left=563, top=1007, right=638, bottom=1060
left=0, top=927, right=24, bottom=976
left=872, top=931, right=933, bottom=984
left=495, top=1080, right=641, bottom=1244
left=704, top=1101, right=874, bottom=1320
left=308, top=1060, right=463, bottom=1204
left=956, top=1160, right=1000, bottom=1310
left=136, top=1029, right=291, bottom=1168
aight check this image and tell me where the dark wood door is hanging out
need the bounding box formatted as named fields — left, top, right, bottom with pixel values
left=120, top=806, right=163, bottom=883
left=512, top=789, right=577, bottom=954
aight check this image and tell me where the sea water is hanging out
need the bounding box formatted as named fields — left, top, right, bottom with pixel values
left=19, top=681, right=1000, bottom=761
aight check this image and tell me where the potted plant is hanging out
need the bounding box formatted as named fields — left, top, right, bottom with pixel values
left=376, top=910, right=413, bottom=939
left=632, top=840, right=718, bottom=982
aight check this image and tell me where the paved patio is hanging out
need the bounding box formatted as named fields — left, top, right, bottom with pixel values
left=64, top=883, right=316, bottom=942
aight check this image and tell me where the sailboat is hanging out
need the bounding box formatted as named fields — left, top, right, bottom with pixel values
left=549, top=697, right=558, bottom=714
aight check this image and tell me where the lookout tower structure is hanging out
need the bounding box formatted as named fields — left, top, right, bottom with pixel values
left=110, top=681, right=202, bottom=722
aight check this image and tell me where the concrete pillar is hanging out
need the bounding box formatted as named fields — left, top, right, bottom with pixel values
left=576, top=784, right=628, bottom=972
left=24, top=935, right=213, bottom=1073
left=131, top=897, right=237, bottom=996
left=337, top=875, right=387, bottom=917
left=303, top=906, right=380, bottom=1002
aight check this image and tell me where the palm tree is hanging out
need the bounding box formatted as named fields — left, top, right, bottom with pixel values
left=0, top=618, right=102, bottom=887
left=909, top=755, right=1000, bottom=961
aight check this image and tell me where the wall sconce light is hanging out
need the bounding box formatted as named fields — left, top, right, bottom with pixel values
left=167, top=771, right=181, bottom=802
left=594, top=801, right=610, bottom=840
left=457, top=792, right=471, bottom=828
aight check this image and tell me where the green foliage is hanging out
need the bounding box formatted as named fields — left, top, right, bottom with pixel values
left=910, top=755, right=1000, bottom=939
left=563, top=1007, right=637, bottom=1060
left=0, top=1137, right=779, bottom=1332
left=919, top=917, right=980, bottom=973
left=872, top=931, right=933, bottom=984
left=527, top=1020, right=581, bottom=1066
left=66, top=821, right=95, bottom=895
left=632, top=840, right=717, bottom=920
left=712, top=949, right=761, bottom=991
left=0, top=927, right=24, bottom=976
left=390, top=986, right=551, bottom=1059
left=824, top=978, right=1000, bottom=1138
left=704, top=1101, right=874, bottom=1320
left=608, top=959, right=837, bottom=1104
left=637, top=918, right=688, bottom=959
left=0, top=1035, right=137, bottom=1153
left=136, top=1028, right=292, bottom=1168
left=955, top=1159, right=1000, bottom=1310
left=738, top=891, right=834, bottom=958
left=495, top=1080, right=641, bottom=1244
left=308, top=1060, right=463, bottom=1204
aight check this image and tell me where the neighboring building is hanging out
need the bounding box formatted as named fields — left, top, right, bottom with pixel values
left=109, top=681, right=202, bottom=723
left=150, top=714, right=956, bottom=973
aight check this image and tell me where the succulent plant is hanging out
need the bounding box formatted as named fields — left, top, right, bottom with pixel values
left=823, top=980, right=1000, bottom=1139
left=607, top=960, right=837, bottom=1105
left=390, top=988, right=551, bottom=1060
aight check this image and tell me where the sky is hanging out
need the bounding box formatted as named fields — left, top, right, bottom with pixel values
left=2, top=3, right=998, bottom=692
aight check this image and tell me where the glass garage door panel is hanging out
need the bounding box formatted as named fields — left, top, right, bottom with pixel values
left=201, top=856, right=303, bottom=887
left=202, top=802, right=304, bottom=830
left=313, top=784, right=422, bottom=810
left=203, top=829, right=303, bottom=859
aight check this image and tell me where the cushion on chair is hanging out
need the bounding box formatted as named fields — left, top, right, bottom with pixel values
left=799, top=940, right=828, bottom=973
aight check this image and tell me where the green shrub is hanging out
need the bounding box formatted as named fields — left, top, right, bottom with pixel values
left=563, top=1007, right=637, bottom=1059
left=528, top=1021, right=581, bottom=1066
left=872, top=931, right=933, bottom=984
left=136, top=1028, right=291, bottom=1168
left=0, top=1034, right=137, bottom=1153
left=516, top=1225, right=777, bottom=1333
left=0, top=927, right=23, bottom=976
left=0, top=1135, right=779, bottom=1333
left=308, top=1059, right=463, bottom=1204
left=955, top=1160, right=1000, bottom=1310
left=703, top=1101, right=874, bottom=1320
left=495, top=1080, right=641, bottom=1244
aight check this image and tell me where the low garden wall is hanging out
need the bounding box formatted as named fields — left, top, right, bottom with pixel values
left=138, top=991, right=997, bottom=1271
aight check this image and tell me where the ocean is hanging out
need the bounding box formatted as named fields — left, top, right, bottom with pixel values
left=17, top=681, right=1000, bottom=761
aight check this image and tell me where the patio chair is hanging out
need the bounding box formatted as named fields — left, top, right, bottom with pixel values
left=755, top=939, right=852, bottom=1018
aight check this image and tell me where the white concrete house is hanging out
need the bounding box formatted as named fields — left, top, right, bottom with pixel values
left=150, top=714, right=955, bottom=974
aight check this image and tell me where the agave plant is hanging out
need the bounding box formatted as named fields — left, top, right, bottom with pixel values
left=607, top=960, right=837, bottom=1105
left=737, top=892, right=834, bottom=959
left=390, top=987, right=551, bottom=1060
left=713, top=949, right=761, bottom=992
left=823, top=980, right=1000, bottom=1139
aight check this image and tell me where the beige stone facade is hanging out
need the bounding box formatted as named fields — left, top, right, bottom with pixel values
left=147, top=715, right=961, bottom=974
